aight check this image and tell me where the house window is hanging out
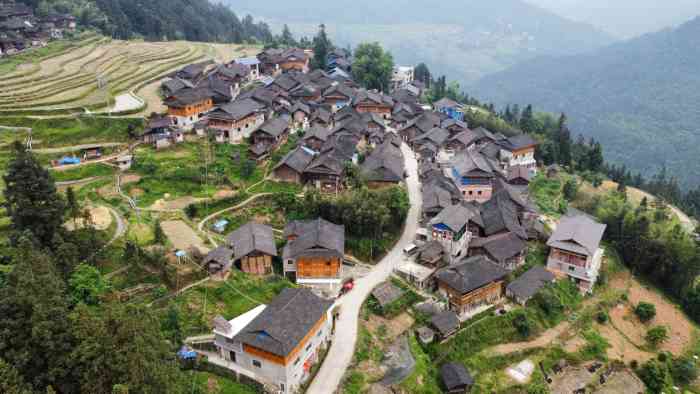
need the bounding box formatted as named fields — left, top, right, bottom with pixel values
left=306, top=343, right=312, bottom=351
left=294, top=357, right=301, bottom=365
left=229, top=351, right=237, bottom=362
left=280, top=383, right=285, bottom=392
left=252, top=360, right=262, bottom=368
left=477, top=191, right=483, bottom=195
left=568, top=266, right=576, bottom=272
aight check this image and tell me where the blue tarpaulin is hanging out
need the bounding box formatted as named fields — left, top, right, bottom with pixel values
left=177, top=346, right=197, bottom=360
left=58, top=157, right=81, bottom=165
left=175, top=250, right=187, bottom=258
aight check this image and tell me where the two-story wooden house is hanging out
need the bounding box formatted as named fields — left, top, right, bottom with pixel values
left=322, top=83, right=355, bottom=112
left=225, top=222, right=278, bottom=275
left=164, top=87, right=214, bottom=129
left=469, top=231, right=527, bottom=271
left=282, top=218, right=345, bottom=287
left=352, top=90, right=394, bottom=120
left=435, top=255, right=509, bottom=320
left=449, top=149, right=502, bottom=203
left=546, top=213, right=606, bottom=293
left=207, top=98, right=268, bottom=144
left=430, top=202, right=483, bottom=261
left=498, top=134, right=538, bottom=175
left=272, top=145, right=316, bottom=184
left=213, top=288, right=333, bottom=394
left=249, top=116, right=291, bottom=160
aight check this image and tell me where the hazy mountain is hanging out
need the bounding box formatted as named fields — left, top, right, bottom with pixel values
left=225, top=0, right=614, bottom=84
left=524, top=0, right=700, bottom=39
left=470, top=17, right=700, bottom=188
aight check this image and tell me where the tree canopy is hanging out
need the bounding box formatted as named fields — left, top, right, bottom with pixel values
left=352, top=42, right=394, bottom=91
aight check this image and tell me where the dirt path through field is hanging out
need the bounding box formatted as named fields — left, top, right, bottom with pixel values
left=491, top=322, right=572, bottom=355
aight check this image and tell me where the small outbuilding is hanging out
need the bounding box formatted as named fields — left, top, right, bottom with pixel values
left=416, top=326, right=435, bottom=345
left=371, top=281, right=404, bottom=308
left=202, top=246, right=234, bottom=275
left=440, top=362, right=474, bottom=393
left=507, top=265, right=556, bottom=305
left=430, top=310, right=460, bottom=339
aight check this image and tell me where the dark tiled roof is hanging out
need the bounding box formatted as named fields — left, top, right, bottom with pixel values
left=273, top=145, right=315, bottom=173
left=471, top=232, right=527, bottom=262
left=225, top=222, right=277, bottom=260
left=430, top=310, right=459, bottom=337
left=501, top=134, right=538, bottom=151
left=203, top=246, right=234, bottom=265
left=304, top=124, right=332, bottom=143
left=433, top=97, right=461, bottom=110
left=371, top=282, right=404, bottom=307
left=440, top=363, right=474, bottom=390
left=282, top=218, right=345, bottom=260
left=507, top=266, right=556, bottom=301
left=353, top=89, right=394, bottom=107
left=479, top=193, right=527, bottom=239
left=412, top=127, right=449, bottom=147
left=163, top=87, right=212, bottom=107
left=547, top=214, right=606, bottom=257
left=323, top=83, right=355, bottom=99
left=431, top=202, right=482, bottom=233
left=291, top=101, right=311, bottom=115
left=507, top=165, right=531, bottom=183
left=233, top=288, right=333, bottom=357
left=361, top=140, right=404, bottom=182
left=254, top=116, right=290, bottom=138
left=435, top=255, right=508, bottom=295
left=451, top=149, right=500, bottom=177
left=162, top=79, right=186, bottom=95
left=210, top=98, right=265, bottom=121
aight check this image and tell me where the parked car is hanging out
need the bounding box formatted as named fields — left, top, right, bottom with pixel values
left=403, top=243, right=419, bottom=256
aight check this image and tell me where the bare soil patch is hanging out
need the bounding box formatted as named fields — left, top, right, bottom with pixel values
left=129, top=188, right=144, bottom=198
left=150, top=196, right=203, bottom=210
left=596, top=323, right=654, bottom=363
left=365, top=313, right=415, bottom=341
left=491, top=322, right=571, bottom=355
left=64, top=205, right=112, bottom=231
left=213, top=188, right=236, bottom=200
left=160, top=220, right=206, bottom=251
left=120, top=174, right=141, bottom=185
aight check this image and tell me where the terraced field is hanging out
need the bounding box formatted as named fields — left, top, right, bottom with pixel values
left=0, top=37, right=259, bottom=116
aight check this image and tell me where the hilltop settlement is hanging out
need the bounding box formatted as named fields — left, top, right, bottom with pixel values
left=7, top=19, right=700, bottom=394
left=120, top=43, right=623, bottom=394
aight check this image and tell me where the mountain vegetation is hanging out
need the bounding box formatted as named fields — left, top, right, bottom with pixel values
left=224, top=0, right=614, bottom=84
left=20, top=0, right=274, bottom=43
left=471, top=16, right=700, bottom=189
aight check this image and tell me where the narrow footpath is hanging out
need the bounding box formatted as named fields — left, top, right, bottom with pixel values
left=306, top=143, right=422, bottom=394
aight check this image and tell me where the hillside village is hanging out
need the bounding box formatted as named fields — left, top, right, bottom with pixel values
left=2, top=16, right=700, bottom=394
left=0, top=0, right=76, bottom=55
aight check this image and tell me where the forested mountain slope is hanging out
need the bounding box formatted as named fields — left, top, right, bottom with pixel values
left=471, top=17, right=700, bottom=188
left=19, top=0, right=273, bottom=43
left=225, top=0, right=614, bottom=84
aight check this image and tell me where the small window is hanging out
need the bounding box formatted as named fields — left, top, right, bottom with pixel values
left=306, top=343, right=312, bottom=351
left=326, top=261, right=332, bottom=266
left=468, top=191, right=473, bottom=196
left=253, top=360, right=262, bottom=368
left=477, top=191, right=483, bottom=196
left=568, top=266, right=576, bottom=272
left=294, top=357, right=301, bottom=365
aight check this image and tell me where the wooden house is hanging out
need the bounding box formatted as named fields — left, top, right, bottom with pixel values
left=282, top=218, right=345, bottom=287
left=322, top=83, right=355, bottom=112
left=469, top=232, right=527, bottom=270
left=225, top=222, right=277, bottom=275
left=435, top=256, right=508, bottom=319
left=448, top=149, right=502, bottom=203
left=207, top=98, right=267, bottom=143
left=352, top=90, right=394, bottom=119
left=164, top=87, right=214, bottom=129
left=248, top=116, right=291, bottom=160
left=272, top=145, right=315, bottom=184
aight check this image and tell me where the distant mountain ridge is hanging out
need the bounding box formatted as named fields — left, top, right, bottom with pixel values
left=470, top=16, right=700, bottom=188
left=225, top=0, right=614, bottom=84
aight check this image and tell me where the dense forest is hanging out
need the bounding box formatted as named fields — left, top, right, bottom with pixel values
left=471, top=16, right=700, bottom=189
left=20, top=0, right=274, bottom=43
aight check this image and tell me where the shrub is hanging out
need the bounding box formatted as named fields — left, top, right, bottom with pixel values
left=646, top=326, right=668, bottom=348
left=512, top=311, right=532, bottom=338
left=185, top=204, right=198, bottom=219
left=670, top=356, right=698, bottom=385
left=638, top=360, right=671, bottom=393
left=595, top=309, right=609, bottom=324
left=534, top=287, right=563, bottom=317
left=630, top=360, right=639, bottom=369
left=635, top=302, right=656, bottom=322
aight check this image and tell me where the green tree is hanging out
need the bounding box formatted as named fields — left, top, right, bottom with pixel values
left=70, top=303, right=186, bottom=393
left=646, top=326, right=669, bottom=348
left=519, top=104, right=536, bottom=134
left=512, top=311, right=532, bottom=338
left=0, top=238, right=75, bottom=392
left=311, top=24, right=331, bottom=70
left=0, top=358, right=32, bottom=394
left=66, top=186, right=80, bottom=225
left=153, top=219, right=165, bottom=245
left=563, top=179, right=578, bottom=201
left=352, top=42, right=394, bottom=91
left=414, top=63, right=431, bottom=88
left=638, top=360, right=671, bottom=392
left=556, top=113, right=572, bottom=167
left=671, top=356, right=698, bottom=385
left=635, top=302, right=656, bottom=322
left=280, top=24, right=296, bottom=47
left=3, top=142, right=66, bottom=247
left=69, top=263, right=110, bottom=305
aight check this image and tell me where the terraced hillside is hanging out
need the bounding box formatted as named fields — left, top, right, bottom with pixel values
left=0, top=37, right=259, bottom=116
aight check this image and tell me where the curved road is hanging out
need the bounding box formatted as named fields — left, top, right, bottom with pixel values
left=307, top=142, right=422, bottom=394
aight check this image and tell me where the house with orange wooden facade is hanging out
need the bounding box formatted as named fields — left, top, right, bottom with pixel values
left=212, top=288, right=333, bottom=394
left=352, top=89, right=394, bottom=120
left=282, top=218, right=345, bottom=287
left=225, top=222, right=278, bottom=275
left=435, top=255, right=508, bottom=320
left=163, top=87, right=214, bottom=129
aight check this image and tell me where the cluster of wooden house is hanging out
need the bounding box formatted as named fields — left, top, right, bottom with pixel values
left=151, top=47, right=427, bottom=193
left=0, top=1, right=76, bottom=56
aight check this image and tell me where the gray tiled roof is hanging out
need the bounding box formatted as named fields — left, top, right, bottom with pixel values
left=440, top=362, right=474, bottom=390
left=412, top=127, right=450, bottom=147
left=501, top=134, right=538, bottom=151
left=435, top=255, right=508, bottom=294
left=430, top=310, right=459, bottom=336
left=471, top=232, right=527, bottom=263
left=282, top=218, right=345, bottom=260
left=274, top=145, right=315, bottom=173
left=371, top=282, right=404, bottom=307
left=210, top=98, right=265, bottom=121
left=233, top=288, right=333, bottom=357
left=451, top=149, right=500, bottom=177
left=225, top=222, right=277, bottom=260
left=360, top=140, right=404, bottom=182
left=547, top=214, right=606, bottom=257
left=431, top=202, right=483, bottom=233
left=507, top=265, right=555, bottom=301
left=479, top=193, right=527, bottom=239
left=203, top=246, right=234, bottom=265
left=254, top=116, right=290, bottom=138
